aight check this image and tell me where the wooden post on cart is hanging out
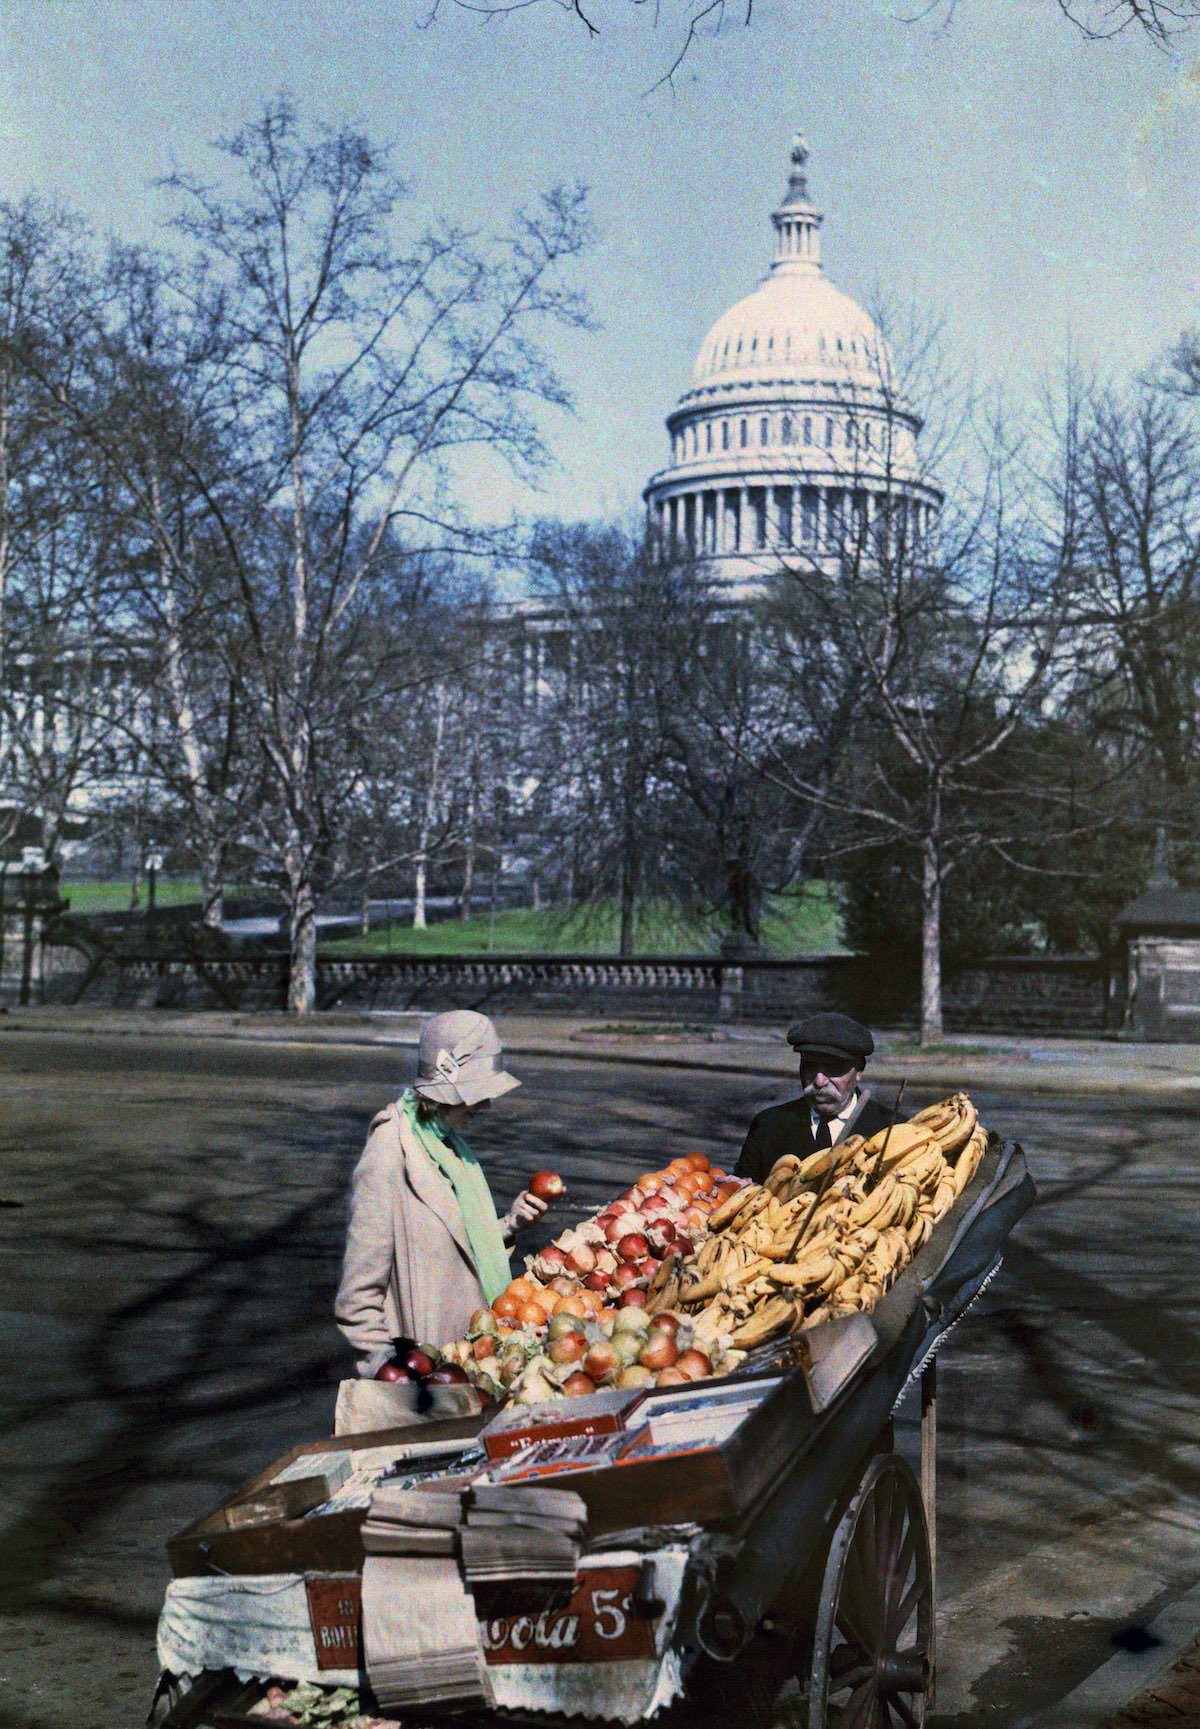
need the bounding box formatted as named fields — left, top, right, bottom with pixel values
left=921, top=1359, right=937, bottom=1707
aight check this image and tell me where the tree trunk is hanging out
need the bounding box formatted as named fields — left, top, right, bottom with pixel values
left=201, top=841, right=225, bottom=931
left=286, top=847, right=317, bottom=1015
left=618, top=854, right=636, bottom=956
left=920, top=834, right=943, bottom=1046
left=413, top=686, right=447, bottom=931
left=460, top=779, right=477, bottom=922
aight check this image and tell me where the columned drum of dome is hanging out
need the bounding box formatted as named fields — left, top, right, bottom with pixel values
left=644, top=136, right=942, bottom=596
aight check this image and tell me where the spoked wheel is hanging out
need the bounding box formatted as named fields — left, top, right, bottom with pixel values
left=806, top=1454, right=933, bottom=1729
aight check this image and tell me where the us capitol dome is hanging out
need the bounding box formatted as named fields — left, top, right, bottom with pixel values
left=644, top=135, right=942, bottom=591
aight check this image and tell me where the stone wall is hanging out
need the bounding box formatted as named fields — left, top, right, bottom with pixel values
left=42, top=945, right=1115, bottom=1033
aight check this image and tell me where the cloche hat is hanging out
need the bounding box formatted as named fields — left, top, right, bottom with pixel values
left=414, top=1010, right=521, bottom=1107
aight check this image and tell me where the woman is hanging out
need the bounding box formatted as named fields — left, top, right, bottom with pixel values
left=335, top=1009, right=549, bottom=1376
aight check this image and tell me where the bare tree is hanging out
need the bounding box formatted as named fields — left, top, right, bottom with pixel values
left=116, top=96, right=592, bottom=1010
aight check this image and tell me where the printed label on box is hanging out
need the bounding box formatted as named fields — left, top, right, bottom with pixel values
left=306, top=1576, right=362, bottom=1671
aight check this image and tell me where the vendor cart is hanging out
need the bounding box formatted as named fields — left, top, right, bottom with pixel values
left=152, top=1136, right=1033, bottom=1729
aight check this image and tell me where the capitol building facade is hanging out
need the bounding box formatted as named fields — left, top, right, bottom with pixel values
left=644, top=137, right=942, bottom=592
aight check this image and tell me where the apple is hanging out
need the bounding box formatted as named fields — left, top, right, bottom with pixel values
left=426, top=1363, right=470, bottom=1384
left=375, top=1361, right=407, bottom=1383
left=530, top=1170, right=566, bottom=1200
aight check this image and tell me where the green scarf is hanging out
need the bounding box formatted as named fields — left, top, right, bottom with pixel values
left=402, top=1089, right=512, bottom=1303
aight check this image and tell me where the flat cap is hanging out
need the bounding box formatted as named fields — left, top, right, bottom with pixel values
left=786, top=1011, right=874, bottom=1068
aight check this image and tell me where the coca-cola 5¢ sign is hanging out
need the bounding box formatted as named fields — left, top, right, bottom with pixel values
left=481, top=1565, right=658, bottom=1665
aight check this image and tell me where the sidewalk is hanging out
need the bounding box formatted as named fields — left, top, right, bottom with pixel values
left=2, top=1002, right=1198, bottom=1099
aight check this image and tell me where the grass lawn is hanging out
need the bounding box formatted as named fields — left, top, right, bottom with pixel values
left=320, top=885, right=846, bottom=958
left=58, top=879, right=251, bottom=914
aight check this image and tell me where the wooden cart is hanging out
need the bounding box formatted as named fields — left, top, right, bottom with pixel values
left=152, top=1140, right=1033, bottom=1729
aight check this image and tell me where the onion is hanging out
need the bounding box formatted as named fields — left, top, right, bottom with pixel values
left=675, top=1348, right=713, bottom=1380
left=567, top=1244, right=597, bottom=1276
left=549, top=1331, right=587, bottom=1364
left=530, top=1170, right=566, bottom=1200
left=619, top=1288, right=648, bottom=1309
left=584, top=1340, right=620, bottom=1383
left=561, top=1371, right=598, bottom=1397
left=618, top=1233, right=650, bottom=1262
left=639, top=1332, right=679, bottom=1371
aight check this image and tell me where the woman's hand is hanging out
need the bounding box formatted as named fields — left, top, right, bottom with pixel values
left=501, top=1188, right=550, bottom=1243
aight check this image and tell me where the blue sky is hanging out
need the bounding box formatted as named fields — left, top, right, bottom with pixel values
left=4, top=0, right=1199, bottom=525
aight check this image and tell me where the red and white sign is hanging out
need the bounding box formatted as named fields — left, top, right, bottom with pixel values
left=306, top=1576, right=362, bottom=1671
left=480, top=1566, right=658, bottom=1666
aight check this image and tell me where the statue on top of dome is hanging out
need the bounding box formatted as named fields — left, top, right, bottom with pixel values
left=791, top=133, right=809, bottom=169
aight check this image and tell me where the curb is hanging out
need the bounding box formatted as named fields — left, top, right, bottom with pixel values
left=1, top=1012, right=1198, bottom=1099
left=1013, top=1582, right=1200, bottom=1728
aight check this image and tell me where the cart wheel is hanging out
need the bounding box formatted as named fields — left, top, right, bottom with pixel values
left=806, top=1454, right=932, bottom=1729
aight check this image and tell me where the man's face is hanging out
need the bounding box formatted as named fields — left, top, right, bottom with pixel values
left=799, top=1055, right=861, bottom=1118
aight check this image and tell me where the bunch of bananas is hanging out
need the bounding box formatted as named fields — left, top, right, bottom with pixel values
left=653, top=1094, right=990, bottom=1353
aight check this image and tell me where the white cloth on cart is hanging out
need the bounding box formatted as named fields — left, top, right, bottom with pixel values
left=156, top=1574, right=357, bottom=1687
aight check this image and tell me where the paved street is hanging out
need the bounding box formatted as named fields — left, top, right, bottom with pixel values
left=0, top=1026, right=1196, bottom=1728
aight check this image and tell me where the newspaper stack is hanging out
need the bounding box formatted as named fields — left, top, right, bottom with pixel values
left=361, top=1555, right=489, bottom=1711
left=360, top=1484, right=462, bottom=1557
left=460, top=1482, right=588, bottom=1584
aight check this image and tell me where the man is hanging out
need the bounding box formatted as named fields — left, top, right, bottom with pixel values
left=735, top=1011, right=892, bottom=1185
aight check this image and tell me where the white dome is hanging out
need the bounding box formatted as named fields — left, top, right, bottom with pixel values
left=692, top=271, right=895, bottom=395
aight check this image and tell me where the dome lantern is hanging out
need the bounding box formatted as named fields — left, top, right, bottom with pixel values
left=770, top=134, right=822, bottom=276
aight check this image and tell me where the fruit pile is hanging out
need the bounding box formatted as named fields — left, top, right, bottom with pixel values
left=524, top=1152, right=740, bottom=1309
left=434, top=1153, right=741, bottom=1402
left=439, top=1301, right=718, bottom=1402
left=668, top=1094, right=989, bottom=1351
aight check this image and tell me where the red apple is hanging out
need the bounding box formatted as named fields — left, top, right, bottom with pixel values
left=426, top=1363, right=470, bottom=1384
left=530, top=1170, right=566, bottom=1200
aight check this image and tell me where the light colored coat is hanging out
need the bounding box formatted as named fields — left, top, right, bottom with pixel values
left=334, top=1100, right=491, bottom=1373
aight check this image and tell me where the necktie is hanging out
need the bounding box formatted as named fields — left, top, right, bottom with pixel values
left=813, top=1116, right=833, bottom=1152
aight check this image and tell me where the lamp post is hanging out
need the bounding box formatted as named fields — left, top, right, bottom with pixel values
left=144, top=846, right=164, bottom=918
